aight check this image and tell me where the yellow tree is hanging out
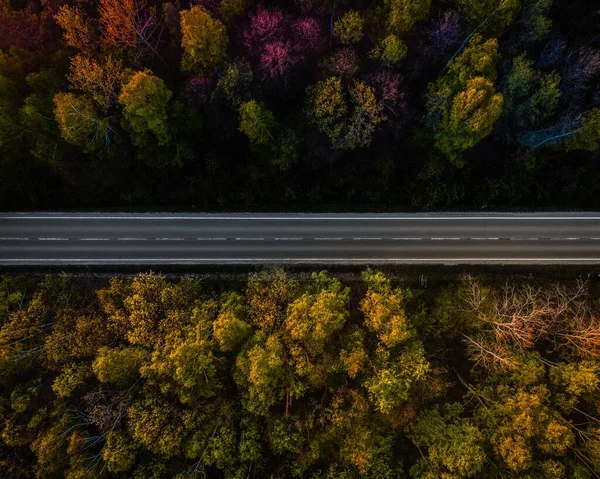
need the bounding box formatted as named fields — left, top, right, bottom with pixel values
left=477, top=386, right=574, bottom=473
left=383, top=0, right=431, bottom=35
left=67, top=54, right=124, bottom=111
left=360, top=268, right=413, bottom=348
left=427, top=35, right=503, bottom=165
left=118, top=70, right=173, bottom=148
left=435, top=77, right=504, bottom=163
left=285, top=271, right=349, bottom=356
left=246, top=267, right=296, bottom=331
left=213, top=292, right=251, bottom=352
left=284, top=271, right=349, bottom=390
left=307, top=78, right=384, bottom=150
left=333, top=10, right=363, bottom=45
left=180, top=5, right=228, bottom=73
left=235, top=333, right=287, bottom=415
left=53, top=92, right=113, bottom=151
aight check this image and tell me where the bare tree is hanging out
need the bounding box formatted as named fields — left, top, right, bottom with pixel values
left=463, top=333, right=519, bottom=372
left=461, top=276, right=599, bottom=364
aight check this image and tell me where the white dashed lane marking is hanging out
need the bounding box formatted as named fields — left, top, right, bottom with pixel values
left=0, top=237, right=599, bottom=242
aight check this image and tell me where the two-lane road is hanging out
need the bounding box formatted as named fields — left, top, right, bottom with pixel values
left=1, top=213, right=599, bottom=264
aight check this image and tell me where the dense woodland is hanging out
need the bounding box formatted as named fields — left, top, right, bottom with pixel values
left=0, top=0, right=599, bottom=210
left=1, top=270, right=600, bottom=477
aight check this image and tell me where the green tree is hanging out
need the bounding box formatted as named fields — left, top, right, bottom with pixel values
left=92, top=346, right=146, bottom=388
left=428, top=36, right=503, bottom=164
left=53, top=92, right=112, bottom=151
left=307, top=78, right=384, bottom=149
left=142, top=325, right=219, bottom=402
left=563, top=108, right=600, bottom=152
left=220, top=0, right=246, bottom=22
left=235, top=334, right=286, bottom=415
left=285, top=271, right=349, bottom=356
left=52, top=362, right=92, bottom=398
left=458, top=0, right=520, bottom=33
left=181, top=6, right=228, bottom=73
left=213, top=292, right=251, bottom=352
left=409, top=403, right=486, bottom=478
left=503, top=54, right=560, bottom=129
left=28, top=411, right=73, bottom=477
left=369, top=34, right=407, bottom=66
left=334, top=11, right=363, bottom=45
left=433, top=35, right=500, bottom=98
left=436, top=76, right=504, bottom=164
left=0, top=275, right=81, bottom=377
left=0, top=276, right=34, bottom=323
left=127, top=395, right=186, bottom=457
left=103, top=430, right=137, bottom=473
left=549, top=361, right=600, bottom=413
left=238, top=100, right=277, bottom=146
left=118, top=70, right=172, bottom=148
left=306, top=76, right=347, bottom=146
left=520, top=0, right=553, bottom=43
left=284, top=272, right=349, bottom=389
left=272, top=127, right=300, bottom=171
left=18, top=65, right=68, bottom=168
left=383, top=0, right=431, bottom=35
left=365, top=344, right=430, bottom=413
left=216, top=57, right=253, bottom=106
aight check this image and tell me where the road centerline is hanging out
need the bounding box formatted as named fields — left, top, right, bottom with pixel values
left=1, top=213, right=599, bottom=264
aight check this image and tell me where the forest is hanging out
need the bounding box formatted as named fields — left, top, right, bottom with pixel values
left=1, top=269, right=600, bottom=477
left=0, top=0, right=599, bottom=210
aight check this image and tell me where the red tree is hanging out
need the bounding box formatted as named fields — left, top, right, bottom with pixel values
left=98, top=0, right=164, bottom=61
left=0, top=1, right=49, bottom=51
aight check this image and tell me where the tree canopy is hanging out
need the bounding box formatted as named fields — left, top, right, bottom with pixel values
left=2, top=270, right=600, bottom=477
left=1, top=0, right=599, bottom=212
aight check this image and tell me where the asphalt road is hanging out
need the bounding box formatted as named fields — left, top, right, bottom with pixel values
left=1, top=213, right=600, bottom=264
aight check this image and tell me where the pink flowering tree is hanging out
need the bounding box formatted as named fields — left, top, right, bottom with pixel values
left=321, top=47, right=360, bottom=77
left=243, top=7, right=288, bottom=49
left=259, top=41, right=300, bottom=81
left=368, top=69, right=408, bottom=120
left=242, top=7, right=323, bottom=83
left=290, top=16, right=323, bottom=53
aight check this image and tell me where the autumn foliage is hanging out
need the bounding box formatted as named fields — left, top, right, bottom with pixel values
left=0, top=0, right=599, bottom=211
left=2, top=270, right=600, bottom=477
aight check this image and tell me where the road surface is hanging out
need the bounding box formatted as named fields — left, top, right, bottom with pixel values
left=1, top=213, right=599, bottom=264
